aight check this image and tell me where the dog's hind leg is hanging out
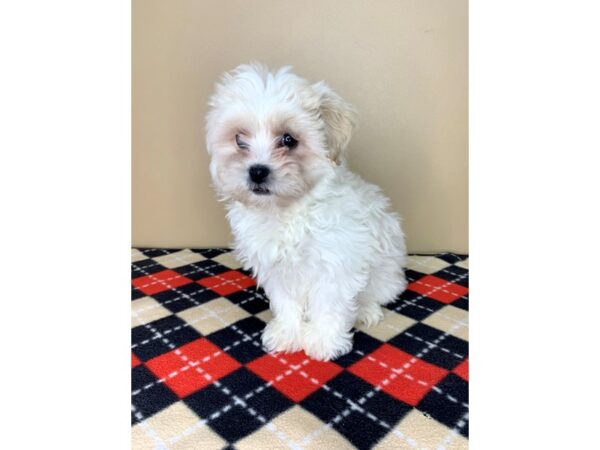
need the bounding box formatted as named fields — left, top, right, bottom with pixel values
left=356, top=261, right=407, bottom=327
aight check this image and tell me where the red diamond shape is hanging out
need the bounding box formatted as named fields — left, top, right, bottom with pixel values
left=197, top=270, right=256, bottom=296
left=453, top=359, right=468, bottom=381
left=407, top=275, right=468, bottom=304
left=349, top=344, right=448, bottom=406
left=146, top=338, right=240, bottom=398
left=247, top=351, right=342, bottom=402
left=132, top=352, right=141, bottom=368
left=132, top=269, right=193, bottom=295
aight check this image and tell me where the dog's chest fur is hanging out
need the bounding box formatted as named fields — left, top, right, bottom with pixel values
left=227, top=200, right=316, bottom=284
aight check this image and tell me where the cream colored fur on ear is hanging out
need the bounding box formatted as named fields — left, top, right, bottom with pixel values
left=312, top=81, right=358, bottom=164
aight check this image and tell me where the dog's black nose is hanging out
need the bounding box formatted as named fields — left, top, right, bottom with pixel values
left=249, top=164, right=270, bottom=184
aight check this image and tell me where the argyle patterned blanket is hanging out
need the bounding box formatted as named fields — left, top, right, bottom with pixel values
left=131, top=248, right=469, bottom=450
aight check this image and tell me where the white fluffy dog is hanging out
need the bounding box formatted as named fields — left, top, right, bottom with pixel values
left=205, top=63, right=407, bottom=361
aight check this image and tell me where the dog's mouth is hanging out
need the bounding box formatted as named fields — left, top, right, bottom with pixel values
left=250, top=185, right=271, bottom=195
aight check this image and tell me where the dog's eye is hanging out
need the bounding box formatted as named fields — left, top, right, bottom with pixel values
left=235, top=134, right=249, bottom=150
left=280, top=133, right=298, bottom=149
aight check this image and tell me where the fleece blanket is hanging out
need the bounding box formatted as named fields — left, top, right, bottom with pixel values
left=131, top=248, right=468, bottom=449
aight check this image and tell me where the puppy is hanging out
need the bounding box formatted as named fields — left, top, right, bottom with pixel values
left=205, top=63, right=407, bottom=361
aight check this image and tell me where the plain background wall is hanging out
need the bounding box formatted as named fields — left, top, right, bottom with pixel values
left=132, top=0, right=468, bottom=253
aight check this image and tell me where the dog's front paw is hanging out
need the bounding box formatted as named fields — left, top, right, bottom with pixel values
left=302, top=326, right=353, bottom=361
left=261, top=318, right=302, bottom=354
left=356, top=302, right=384, bottom=328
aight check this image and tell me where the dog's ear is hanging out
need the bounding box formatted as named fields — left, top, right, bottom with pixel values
left=312, top=81, right=358, bottom=164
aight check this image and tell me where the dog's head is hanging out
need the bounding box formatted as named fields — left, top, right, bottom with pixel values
left=205, top=63, right=357, bottom=207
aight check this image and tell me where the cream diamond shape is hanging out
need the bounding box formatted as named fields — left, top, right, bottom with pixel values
left=357, top=308, right=416, bottom=341
left=374, top=409, right=468, bottom=449
left=176, top=297, right=250, bottom=334
left=406, top=256, right=451, bottom=274
left=131, top=296, right=172, bottom=327
left=422, top=305, right=469, bottom=341
left=153, top=249, right=206, bottom=269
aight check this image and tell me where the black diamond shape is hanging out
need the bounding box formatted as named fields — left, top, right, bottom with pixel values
left=302, top=372, right=411, bottom=449
left=389, top=290, right=445, bottom=321
left=172, top=260, right=232, bottom=281
left=132, top=258, right=167, bottom=278
left=432, top=253, right=466, bottom=263
left=237, top=267, right=254, bottom=277
left=404, top=268, right=427, bottom=283
left=193, top=248, right=230, bottom=259
left=433, top=264, right=469, bottom=287
left=388, top=323, right=468, bottom=370
left=418, top=373, right=469, bottom=437
left=140, top=248, right=181, bottom=258
left=131, top=365, right=179, bottom=424
left=451, top=297, right=469, bottom=311
left=335, top=331, right=382, bottom=368
left=132, top=315, right=201, bottom=361
left=131, top=287, right=145, bottom=301
left=184, top=367, right=292, bottom=443
left=207, top=317, right=266, bottom=364
left=225, top=287, right=270, bottom=315
left=151, top=282, right=220, bottom=313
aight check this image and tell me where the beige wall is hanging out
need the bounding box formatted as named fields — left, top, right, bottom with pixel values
left=132, top=0, right=468, bottom=253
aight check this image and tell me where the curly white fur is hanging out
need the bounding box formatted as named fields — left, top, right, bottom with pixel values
left=206, top=63, right=407, bottom=361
